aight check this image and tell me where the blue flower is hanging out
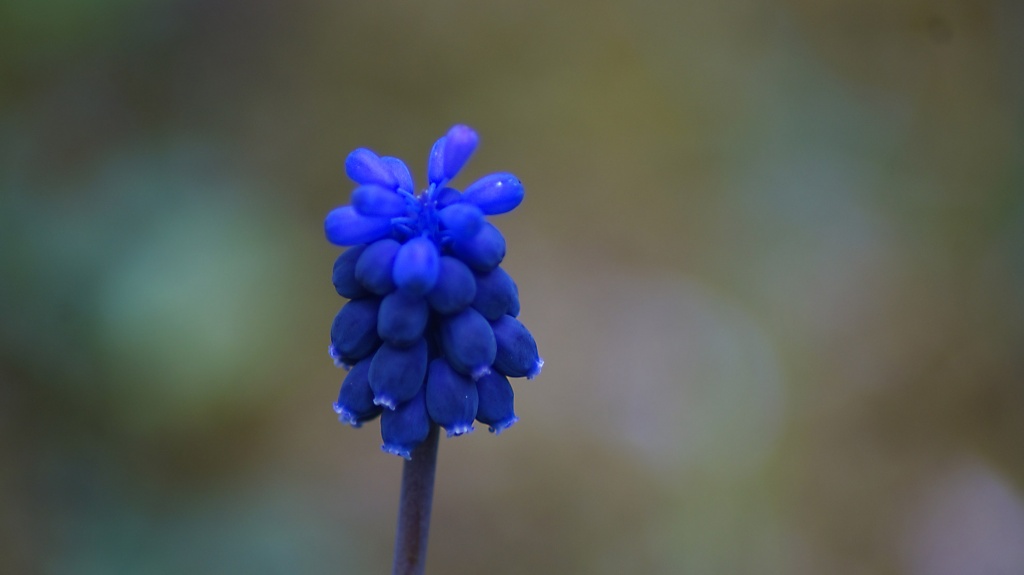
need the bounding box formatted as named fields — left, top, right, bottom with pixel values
left=326, top=125, right=542, bottom=458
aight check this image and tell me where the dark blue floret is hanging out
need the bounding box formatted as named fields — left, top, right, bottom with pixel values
left=355, top=238, right=400, bottom=295
left=326, top=125, right=541, bottom=456
left=330, top=298, right=382, bottom=366
left=471, top=266, right=519, bottom=321
left=377, top=291, right=429, bottom=346
left=441, top=307, right=496, bottom=380
left=475, top=371, right=517, bottom=434
left=370, top=339, right=428, bottom=410
left=491, top=315, right=542, bottom=379
left=332, top=245, right=369, bottom=299
left=381, top=388, right=431, bottom=459
left=334, top=357, right=382, bottom=427
left=426, top=256, right=476, bottom=315
left=426, top=358, right=479, bottom=437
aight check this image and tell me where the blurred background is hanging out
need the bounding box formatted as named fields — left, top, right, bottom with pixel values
left=2, top=0, right=1023, bottom=573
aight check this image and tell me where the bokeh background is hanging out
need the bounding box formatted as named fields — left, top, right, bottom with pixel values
left=3, top=0, right=1023, bottom=573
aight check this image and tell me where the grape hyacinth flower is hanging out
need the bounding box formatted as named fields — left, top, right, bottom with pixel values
left=324, top=125, right=542, bottom=574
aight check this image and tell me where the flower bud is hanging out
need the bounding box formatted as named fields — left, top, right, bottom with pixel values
left=332, top=245, right=369, bottom=299
left=475, top=371, right=517, bottom=434
left=369, top=338, right=428, bottom=410
left=491, top=315, right=542, bottom=379
left=334, top=357, right=381, bottom=427
left=471, top=266, right=519, bottom=321
left=377, top=291, right=429, bottom=346
left=325, top=205, right=392, bottom=246
left=381, top=389, right=430, bottom=459
left=450, top=222, right=506, bottom=272
left=330, top=298, right=381, bottom=365
left=442, top=124, right=478, bottom=180
left=426, top=359, right=478, bottom=437
left=462, top=173, right=524, bottom=215
left=441, top=307, right=496, bottom=379
left=439, top=203, right=484, bottom=241
left=393, top=236, right=440, bottom=296
left=355, top=238, right=400, bottom=295
left=345, top=148, right=397, bottom=188
left=381, top=156, right=415, bottom=193
left=352, top=185, right=408, bottom=217
left=426, top=256, right=477, bottom=315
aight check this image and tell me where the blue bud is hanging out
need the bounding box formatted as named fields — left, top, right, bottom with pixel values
left=450, top=221, right=506, bottom=272
left=330, top=298, right=382, bottom=365
left=325, top=205, right=392, bottom=246
left=507, top=278, right=521, bottom=317
left=369, top=338, right=428, bottom=410
left=334, top=357, right=381, bottom=427
left=355, top=238, right=400, bottom=295
left=381, top=156, right=415, bottom=193
left=426, top=256, right=477, bottom=315
left=435, top=187, right=462, bottom=209
left=381, top=389, right=431, bottom=459
left=471, top=266, right=519, bottom=321
left=442, top=124, right=478, bottom=180
left=427, top=136, right=446, bottom=185
left=475, top=371, right=517, bottom=434
left=345, top=148, right=398, bottom=188
left=462, top=173, right=524, bottom=215
left=393, top=236, right=440, bottom=296
left=426, top=358, right=478, bottom=437
left=332, top=245, right=369, bottom=299
left=491, top=315, right=542, bottom=379
left=377, top=291, right=429, bottom=346
left=441, top=307, right=496, bottom=379
left=439, top=203, right=484, bottom=241
left=352, top=185, right=408, bottom=217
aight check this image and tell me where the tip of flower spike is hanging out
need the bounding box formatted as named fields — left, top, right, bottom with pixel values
left=333, top=402, right=364, bottom=428
left=488, top=415, right=518, bottom=435
left=445, top=423, right=475, bottom=437
left=381, top=443, right=413, bottom=460
left=526, top=358, right=544, bottom=380
left=372, top=395, right=398, bottom=410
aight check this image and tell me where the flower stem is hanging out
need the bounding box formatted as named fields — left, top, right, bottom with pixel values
left=392, top=424, right=440, bottom=575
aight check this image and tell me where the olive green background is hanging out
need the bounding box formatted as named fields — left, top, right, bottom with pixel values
left=2, top=1, right=1023, bottom=573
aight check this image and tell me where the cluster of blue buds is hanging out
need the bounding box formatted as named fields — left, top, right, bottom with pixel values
left=325, top=125, right=542, bottom=458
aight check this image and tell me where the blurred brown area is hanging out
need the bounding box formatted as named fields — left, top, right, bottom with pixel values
left=2, top=0, right=1023, bottom=573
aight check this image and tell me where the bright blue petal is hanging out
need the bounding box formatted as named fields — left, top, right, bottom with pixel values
left=442, top=125, right=478, bottom=180
left=325, top=206, right=392, bottom=246
left=352, top=184, right=408, bottom=217
left=346, top=148, right=398, bottom=188
left=462, top=173, right=524, bottom=215
left=450, top=221, right=506, bottom=272
left=393, top=237, right=441, bottom=296
left=382, top=156, right=415, bottom=193
left=439, top=203, right=484, bottom=241
left=427, top=136, right=446, bottom=185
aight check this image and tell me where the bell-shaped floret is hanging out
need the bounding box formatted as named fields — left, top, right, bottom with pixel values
left=355, top=238, right=400, bottom=295
left=346, top=148, right=398, bottom=189
left=507, top=278, right=521, bottom=317
left=441, top=307, right=496, bottom=379
left=462, top=173, right=524, bottom=215
left=330, top=298, right=381, bottom=365
left=450, top=222, right=506, bottom=272
left=471, top=266, right=519, bottom=321
left=426, top=256, right=476, bottom=315
left=333, top=357, right=381, bottom=427
left=369, top=338, right=428, bottom=410
left=491, top=315, right=542, bottom=379
left=435, top=187, right=461, bottom=209
left=439, top=203, right=484, bottom=241
left=427, top=136, right=446, bottom=185
left=393, top=236, right=440, bottom=296
left=332, top=245, right=369, bottom=299
left=442, top=124, right=478, bottom=180
left=381, top=389, right=430, bottom=459
left=325, top=206, right=392, bottom=246
left=377, top=291, right=429, bottom=346
left=426, top=358, right=479, bottom=437
left=476, top=371, right=517, bottom=434
left=382, top=156, right=415, bottom=193
left=352, top=185, right=408, bottom=217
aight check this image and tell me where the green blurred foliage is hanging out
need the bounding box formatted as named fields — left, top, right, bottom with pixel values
left=2, top=0, right=1023, bottom=573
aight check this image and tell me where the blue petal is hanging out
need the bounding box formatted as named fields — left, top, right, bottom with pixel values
left=325, top=206, right=392, bottom=246
left=462, top=173, right=524, bottom=215
left=345, top=148, right=398, bottom=188
left=475, top=371, right=517, bottom=434
left=427, top=136, right=446, bottom=185
left=355, top=238, right=400, bottom=295
left=369, top=338, right=428, bottom=410
left=381, top=389, right=431, bottom=459
left=332, top=245, right=369, bottom=299
left=377, top=291, right=429, bottom=346
left=491, top=315, right=542, bottom=379
left=330, top=298, right=382, bottom=365
left=334, top=357, right=381, bottom=427
left=450, top=221, right=506, bottom=272
left=381, top=156, right=415, bottom=193
left=441, top=307, right=496, bottom=379
left=471, top=266, right=519, bottom=321
left=434, top=187, right=462, bottom=209
left=426, top=256, right=477, bottom=315
left=393, top=237, right=440, bottom=296
left=442, top=124, right=478, bottom=180
left=426, top=358, right=479, bottom=437
left=352, top=185, right=408, bottom=217
left=438, top=203, right=484, bottom=241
